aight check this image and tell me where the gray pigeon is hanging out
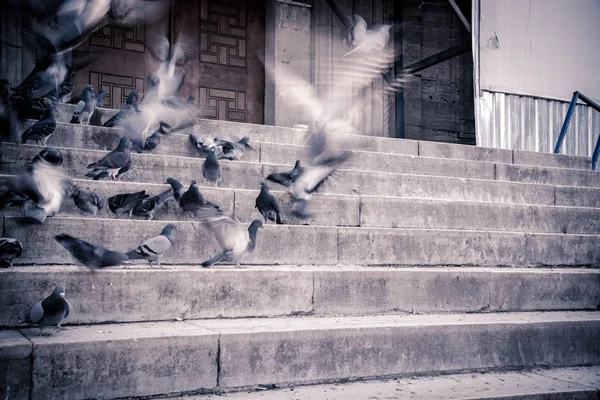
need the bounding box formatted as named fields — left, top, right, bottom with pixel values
left=0, top=237, right=23, bottom=267
left=217, top=136, right=254, bottom=160
left=86, top=136, right=132, bottom=180
left=21, top=105, right=57, bottom=146
left=179, top=180, right=220, bottom=216
left=197, top=206, right=263, bottom=268
left=70, top=84, right=97, bottom=125
left=126, top=223, right=176, bottom=267
left=203, top=146, right=221, bottom=185
left=58, top=69, right=74, bottom=102
left=131, top=187, right=173, bottom=220
left=165, top=177, right=185, bottom=202
left=103, top=90, right=140, bottom=127
left=27, top=285, right=70, bottom=335
left=55, top=233, right=129, bottom=270
left=255, top=181, right=282, bottom=224
left=95, top=89, right=107, bottom=108
left=266, top=160, right=303, bottom=188
left=108, top=190, right=149, bottom=218
left=71, top=186, right=104, bottom=216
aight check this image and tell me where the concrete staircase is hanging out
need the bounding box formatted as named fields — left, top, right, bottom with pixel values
left=1, top=103, right=599, bottom=399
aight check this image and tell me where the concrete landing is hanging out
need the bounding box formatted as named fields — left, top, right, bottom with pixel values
left=176, top=366, right=600, bottom=400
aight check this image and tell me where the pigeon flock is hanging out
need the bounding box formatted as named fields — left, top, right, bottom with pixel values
left=0, top=0, right=404, bottom=334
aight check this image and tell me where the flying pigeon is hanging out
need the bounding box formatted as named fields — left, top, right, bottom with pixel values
left=255, top=181, right=283, bottom=224
left=344, top=14, right=392, bottom=57
left=216, top=136, right=254, bottom=160
left=179, top=180, right=220, bottom=216
left=55, top=233, right=129, bottom=270
left=196, top=206, right=263, bottom=268
left=21, top=105, right=57, bottom=146
left=126, top=223, right=176, bottom=267
left=108, top=190, right=149, bottom=218
left=70, top=84, right=97, bottom=125
left=0, top=238, right=23, bottom=267
left=203, top=146, right=221, bottom=185
left=27, top=285, right=70, bottom=335
left=165, top=177, right=185, bottom=202
left=131, top=187, right=173, bottom=220
left=266, top=160, right=303, bottom=188
left=85, top=136, right=132, bottom=180
left=103, top=90, right=140, bottom=128
left=71, top=186, right=104, bottom=216
left=0, top=147, right=71, bottom=223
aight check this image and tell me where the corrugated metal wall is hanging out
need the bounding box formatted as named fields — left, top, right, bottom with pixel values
left=477, top=90, right=600, bottom=157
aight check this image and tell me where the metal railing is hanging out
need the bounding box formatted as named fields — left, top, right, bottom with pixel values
left=554, top=91, right=600, bottom=170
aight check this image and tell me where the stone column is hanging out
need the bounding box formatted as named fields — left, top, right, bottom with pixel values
left=264, top=0, right=312, bottom=127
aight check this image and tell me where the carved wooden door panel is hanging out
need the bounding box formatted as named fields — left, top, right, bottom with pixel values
left=73, top=11, right=148, bottom=110
left=174, top=0, right=265, bottom=124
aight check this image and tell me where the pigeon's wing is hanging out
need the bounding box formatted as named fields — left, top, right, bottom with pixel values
left=291, top=163, right=339, bottom=198
left=72, top=100, right=85, bottom=116
left=28, top=301, right=44, bottom=324
left=350, top=15, right=368, bottom=44
left=146, top=35, right=171, bottom=62
left=141, top=234, right=172, bottom=255
left=64, top=298, right=71, bottom=319
left=196, top=207, right=244, bottom=251
left=90, top=151, right=129, bottom=169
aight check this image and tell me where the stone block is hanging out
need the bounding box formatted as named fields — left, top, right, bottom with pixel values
left=0, top=331, right=31, bottom=400
left=419, top=141, right=512, bottom=163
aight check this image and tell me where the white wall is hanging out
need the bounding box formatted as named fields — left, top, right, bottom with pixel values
left=480, top=0, right=600, bottom=103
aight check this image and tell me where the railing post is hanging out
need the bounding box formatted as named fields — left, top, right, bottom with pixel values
left=592, top=136, right=600, bottom=171
left=553, top=91, right=580, bottom=154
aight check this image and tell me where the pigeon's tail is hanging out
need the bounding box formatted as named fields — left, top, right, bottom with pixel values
left=203, top=200, right=221, bottom=210
left=126, top=248, right=145, bottom=260
left=266, top=172, right=292, bottom=188
left=275, top=213, right=283, bottom=224
left=85, top=169, right=107, bottom=180
left=69, top=116, right=79, bottom=124
left=201, top=251, right=228, bottom=268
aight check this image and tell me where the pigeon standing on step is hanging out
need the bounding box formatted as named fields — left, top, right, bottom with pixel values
left=95, top=89, right=107, bottom=108
left=142, top=130, right=161, bottom=152
left=71, top=186, right=104, bottom=216
left=108, top=190, right=149, bottom=218
left=179, top=180, right=220, bottom=216
left=217, top=136, right=254, bottom=160
left=197, top=207, right=263, bottom=268
left=126, top=223, right=176, bottom=267
left=55, top=233, right=129, bottom=270
left=30, top=88, right=59, bottom=118
left=85, top=136, right=132, bottom=180
left=203, top=146, right=221, bottom=185
left=0, top=238, right=23, bottom=267
left=21, top=105, right=57, bottom=146
left=165, top=177, right=185, bottom=203
left=70, top=85, right=97, bottom=125
left=27, top=285, right=70, bottom=336
left=103, top=90, right=140, bottom=128
left=0, top=147, right=71, bottom=223
left=131, top=187, right=173, bottom=220
left=266, top=160, right=303, bottom=188
left=255, top=181, right=283, bottom=224
left=57, top=69, right=74, bottom=102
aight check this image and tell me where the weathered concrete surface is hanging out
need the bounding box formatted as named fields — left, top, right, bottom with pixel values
left=0, top=331, right=31, bottom=400
left=23, top=321, right=218, bottom=400
left=179, top=366, right=600, bottom=399
left=496, top=163, right=600, bottom=188
left=56, top=104, right=118, bottom=125
left=192, top=312, right=600, bottom=388
left=489, top=269, right=600, bottom=311
left=555, top=185, right=600, bottom=208
left=513, top=149, right=592, bottom=171
left=3, top=217, right=339, bottom=265
left=1, top=267, right=599, bottom=327
left=419, top=140, right=513, bottom=164
left=337, top=227, right=600, bottom=267
left=0, top=266, right=313, bottom=325
left=360, top=197, right=600, bottom=234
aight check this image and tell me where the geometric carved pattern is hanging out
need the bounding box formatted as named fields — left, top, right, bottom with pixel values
left=199, top=0, right=247, bottom=68
left=90, top=72, right=145, bottom=110
left=90, top=10, right=145, bottom=52
left=198, top=86, right=246, bottom=121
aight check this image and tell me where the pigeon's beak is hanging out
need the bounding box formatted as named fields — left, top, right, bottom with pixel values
left=59, top=292, right=65, bottom=297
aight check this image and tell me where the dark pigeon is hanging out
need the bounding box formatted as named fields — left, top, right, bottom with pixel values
left=196, top=206, right=263, bottom=268
left=71, top=186, right=104, bottom=216
left=131, top=188, right=173, bottom=220
left=179, top=180, right=220, bottom=216
left=217, top=136, right=254, bottom=160
left=55, top=233, right=129, bottom=270
left=203, top=146, right=221, bottom=185
left=0, top=238, right=23, bottom=267
left=103, top=90, right=140, bottom=127
left=108, top=190, right=149, bottom=218
left=266, top=160, right=303, bottom=188
left=21, top=105, right=57, bottom=146
left=27, top=285, right=70, bottom=336
left=86, top=136, right=132, bottom=180
left=126, top=223, right=176, bottom=267
left=165, top=177, right=185, bottom=202
left=95, top=89, right=107, bottom=108
left=255, top=181, right=283, bottom=224
left=57, top=69, right=74, bottom=102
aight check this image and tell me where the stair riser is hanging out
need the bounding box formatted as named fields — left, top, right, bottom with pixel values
left=1, top=268, right=598, bottom=327
left=5, top=217, right=600, bottom=267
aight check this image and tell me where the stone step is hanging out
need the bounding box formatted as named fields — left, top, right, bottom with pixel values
left=4, top=216, right=600, bottom=267
left=170, top=366, right=600, bottom=400
left=3, top=143, right=600, bottom=202
left=15, top=122, right=600, bottom=187
left=2, top=175, right=599, bottom=234
left=55, top=103, right=593, bottom=171
left=1, top=266, right=598, bottom=327
left=2, top=311, right=599, bottom=399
